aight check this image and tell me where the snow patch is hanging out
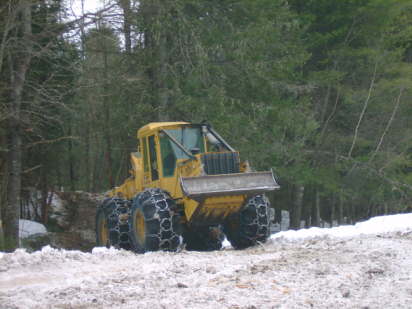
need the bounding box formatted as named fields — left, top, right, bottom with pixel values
left=222, top=237, right=231, bottom=248
left=19, top=219, right=47, bottom=239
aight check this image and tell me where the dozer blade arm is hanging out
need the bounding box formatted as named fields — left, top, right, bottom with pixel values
left=180, top=171, right=279, bottom=200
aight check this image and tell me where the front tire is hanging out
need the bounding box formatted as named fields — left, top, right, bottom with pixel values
left=224, top=194, right=271, bottom=249
left=129, top=188, right=182, bottom=253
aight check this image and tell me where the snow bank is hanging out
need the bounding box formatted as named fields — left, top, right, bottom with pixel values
left=1, top=213, right=412, bottom=309
left=270, top=213, right=412, bottom=242
left=19, top=219, right=47, bottom=239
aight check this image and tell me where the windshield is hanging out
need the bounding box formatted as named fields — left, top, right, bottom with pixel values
left=159, top=127, right=205, bottom=177
left=163, top=127, right=204, bottom=159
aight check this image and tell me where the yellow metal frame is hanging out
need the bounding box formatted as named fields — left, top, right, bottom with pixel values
left=108, top=122, right=247, bottom=225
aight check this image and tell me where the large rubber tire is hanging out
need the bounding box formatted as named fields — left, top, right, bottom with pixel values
left=183, top=225, right=224, bottom=251
left=96, top=204, right=109, bottom=247
left=128, top=188, right=182, bottom=253
left=223, top=194, right=271, bottom=249
left=95, top=198, right=132, bottom=250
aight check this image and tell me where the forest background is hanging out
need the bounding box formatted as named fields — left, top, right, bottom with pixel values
left=1, top=0, right=411, bottom=250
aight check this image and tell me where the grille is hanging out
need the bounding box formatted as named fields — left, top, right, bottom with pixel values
left=201, top=152, right=240, bottom=175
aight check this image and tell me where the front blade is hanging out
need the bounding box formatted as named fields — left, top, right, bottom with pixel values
left=180, top=171, right=279, bottom=200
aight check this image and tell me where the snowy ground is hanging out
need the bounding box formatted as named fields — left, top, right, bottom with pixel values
left=1, top=214, right=412, bottom=309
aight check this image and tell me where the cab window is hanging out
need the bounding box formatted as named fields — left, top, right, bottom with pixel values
left=164, top=127, right=205, bottom=159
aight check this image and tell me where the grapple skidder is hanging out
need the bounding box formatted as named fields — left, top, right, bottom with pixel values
left=96, top=122, right=279, bottom=252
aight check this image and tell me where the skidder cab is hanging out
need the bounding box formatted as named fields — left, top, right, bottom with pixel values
left=96, top=122, right=279, bottom=252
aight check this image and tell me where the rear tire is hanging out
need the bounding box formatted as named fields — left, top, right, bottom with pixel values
left=95, top=198, right=132, bottom=250
left=183, top=225, right=224, bottom=251
left=129, top=188, right=182, bottom=253
left=224, top=194, right=271, bottom=249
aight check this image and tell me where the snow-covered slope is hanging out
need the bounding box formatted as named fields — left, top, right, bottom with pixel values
left=1, top=213, right=411, bottom=309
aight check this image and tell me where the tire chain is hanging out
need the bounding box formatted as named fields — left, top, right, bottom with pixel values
left=240, top=194, right=270, bottom=241
left=105, top=197, right=132, bottom=250
left=136, top=188, right=181, bottom=251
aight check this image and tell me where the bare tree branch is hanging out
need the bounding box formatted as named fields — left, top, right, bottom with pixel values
left=370, top=87, right=404, bottom=161
left=348, top=59, right=378, bottom=157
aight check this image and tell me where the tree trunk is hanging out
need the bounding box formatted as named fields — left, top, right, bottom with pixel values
left=141, top=0, right=169, bottom=120
left=383, top=203, right=388, bottom=215
left=0, top=159, right=6, bottom=250
left=155, top=1, right=169, bottom=121
left=85, top=112, right=91, bottom=192
left=0, top=211, right=4, bottom=250
left=338, top=190, right=344, bottom=224
left=102, top=38, right=114, bottom=188
left=40, top=166, right=48, bottom=224
left=119, top=0, right=132, bottom=54
left=330, top=194, right=336, bottom=226
left=5, top=0, right=32, bottom=250
left=290, top=185, right=304, bottom=229
left=67, top=123, right=75, bottom=191
left=157, top=28, right=168, bottom=121
left=312, top=189, right=321, bottom=227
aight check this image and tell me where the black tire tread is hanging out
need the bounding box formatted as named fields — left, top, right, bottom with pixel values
left=96, top=197, right=131, bottom=250
left=224, top=194, right=271, bottom=249
left=129, top=188, right=181, bottom=253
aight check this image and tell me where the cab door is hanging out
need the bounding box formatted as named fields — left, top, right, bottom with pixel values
left=142, top=134, right=160, bottom=188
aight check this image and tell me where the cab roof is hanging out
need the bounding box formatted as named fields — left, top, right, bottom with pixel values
left=137, top=122, right=191, bottom=138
